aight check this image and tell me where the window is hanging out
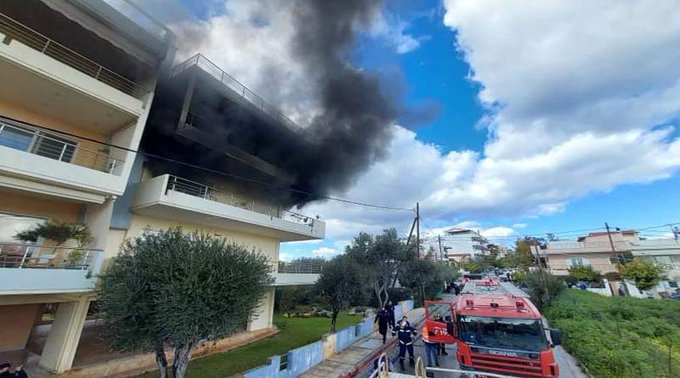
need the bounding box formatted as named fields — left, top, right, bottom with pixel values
left=0, top=120, right=77, bottom=163
left=0, top=212, right=46, bottom=242
left=567, top=257, right=590, bottom=267
left=458, top=316, right=549, bottom=352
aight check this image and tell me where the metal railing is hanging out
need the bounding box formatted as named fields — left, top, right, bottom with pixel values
left=0, top=12, right=148, bottom=98
left=0, top=117, right=125, bottom=175
left=0, top=242, right=101, bottom=271
left=165, top=175, right=318, bottom=228
left=101, top=0, right=171, bottom=41
left=171, top=54, right=305, bottom=135
left=277, top=260, right=324, bottom=274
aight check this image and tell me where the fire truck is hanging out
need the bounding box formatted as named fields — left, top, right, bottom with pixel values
left=425, top=279, right=562, bottom=377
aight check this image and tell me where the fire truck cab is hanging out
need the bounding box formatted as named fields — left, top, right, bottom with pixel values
left=425, top=280, right=562, bottom=378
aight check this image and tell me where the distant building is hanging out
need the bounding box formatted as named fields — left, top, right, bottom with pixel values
left=440, top=227, right=489, bottom=263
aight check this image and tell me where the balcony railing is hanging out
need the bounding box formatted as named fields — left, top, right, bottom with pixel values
left=0, top=12, right=148, bottom=98
left=171, top=54, right=305, bottom=135
left=277, top=260, right=324, bottom=274
left=0, top=242, right=102, bottom=272
left=0, top=117, right=125, bottom=175
left=166, top=175, right=318, bottom=228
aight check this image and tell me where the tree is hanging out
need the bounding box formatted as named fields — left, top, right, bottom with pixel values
left=345, top=229, right=410, bottom=308
left=523, top=270, right=564, bottom=309
left=399, top=259, right=438, bottom=306
left=568, top=265, right=602, bottom=283
left=96, top=228, right=273, bottom=378
left=514, top=238, right=540, bottom=268
left=461, top=259, right=483, bottom=273
left=316, top=255, right=364, bottom=331
left=620, top=259, right=664, bottom=291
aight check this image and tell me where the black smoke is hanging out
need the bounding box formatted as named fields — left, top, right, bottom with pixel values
left=283, top=0, right=398, bottom=204
left=145, top=0, right=400, bottom=207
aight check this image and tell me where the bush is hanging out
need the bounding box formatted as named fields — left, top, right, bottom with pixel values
left=544, top=290, right=680, bottom=377
left=568, top=265, right=602, bottom=283
left=523, top=270, right=564, bottom=309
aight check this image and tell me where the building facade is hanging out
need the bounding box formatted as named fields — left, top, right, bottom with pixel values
left=441, top=227, right=489, bottom=263
left=0, top=1, right=324, bottom=374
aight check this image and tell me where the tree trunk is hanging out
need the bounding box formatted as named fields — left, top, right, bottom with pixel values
left=172, top=342, right=195, bottom=378
left=154, top=345, right=168, bottom=378
left=331, top=309, right=339, bottom=332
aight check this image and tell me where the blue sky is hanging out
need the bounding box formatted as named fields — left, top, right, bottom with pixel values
left=149, top=0, right=680, bottom=259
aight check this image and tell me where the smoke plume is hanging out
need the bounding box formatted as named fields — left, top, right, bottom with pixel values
left=285, top=0, right=398, bottom=203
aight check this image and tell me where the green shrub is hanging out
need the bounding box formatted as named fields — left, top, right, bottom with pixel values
left=523, top=270, right=564, bottom=309
left=544, top=290, right=680, bottom=377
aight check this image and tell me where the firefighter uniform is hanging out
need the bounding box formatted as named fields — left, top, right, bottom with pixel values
left=394, top=322, right=417, bottom=370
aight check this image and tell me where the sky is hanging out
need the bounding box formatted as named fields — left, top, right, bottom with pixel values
left=132, top=0, right=680, bottom=260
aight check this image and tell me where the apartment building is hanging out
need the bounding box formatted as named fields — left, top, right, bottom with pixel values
left=630, top=238, right=680, bottom=282
left=115, top=53, right=325, bottom=337
left=0, top=0, right=172, bottom=373
left=441, top=227, right=489, bottom=262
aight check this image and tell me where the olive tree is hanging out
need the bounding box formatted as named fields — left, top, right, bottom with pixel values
left=316, top=255, right=363, bottom=331
left=96, top=228, right=273, bottom=378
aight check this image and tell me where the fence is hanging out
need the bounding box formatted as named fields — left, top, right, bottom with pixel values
left=0, top=242, right=102, bottom=273
left=241, top=299, right=415, bottom=378
left=0, top=12, right=148, bottom=97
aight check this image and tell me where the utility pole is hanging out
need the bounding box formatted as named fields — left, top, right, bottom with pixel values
left=416, top=202, right=420, bottom=260
left=605, top=222, right=620, bottom=264
left=438, top=234, right=444, bottom=262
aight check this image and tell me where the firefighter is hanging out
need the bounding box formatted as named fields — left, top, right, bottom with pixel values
left=421, top=326, right=440, bottom=367
left=393, top=320, right=417, bottom=370
left=433, top=312, right=449, bottom=356
left=385, top=301, right=396, bottom=329
left=374, top=308, right=391, bottom=344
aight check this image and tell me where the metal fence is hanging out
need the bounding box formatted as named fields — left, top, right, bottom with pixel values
left=0, top=117, right=125, bottom=175
left=277, top=260, right=324, bottom=274
left=171, top=54, right=305, bottom=135
left=0, top=242, right=102, bottom=271
left=166, top=175, right=318, bottom=228
left=0, top=12, right=148, bottom=98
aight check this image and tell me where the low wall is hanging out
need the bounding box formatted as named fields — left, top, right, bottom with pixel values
left=241, top=299, right=415, bottom=378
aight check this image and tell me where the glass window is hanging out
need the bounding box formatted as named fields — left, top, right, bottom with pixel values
left=0, top=124, right=34, bottom=151
left=32, top=133, right=76, bottom=162
left=427, top=303, right=454, bottom=322
left=458, top=316, right=549, bottom=352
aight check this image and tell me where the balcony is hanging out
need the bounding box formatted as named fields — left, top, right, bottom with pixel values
left=546, top=240, right=632, bottom=254
left=131, top=175, right=326, bottom=241
left=0, top=12, right=148, bottom=127
left=0, top=242, right=104, bottom=295
left=0, top=116, right=132, bottom=202
left=272, top=260, right=323, bottom=286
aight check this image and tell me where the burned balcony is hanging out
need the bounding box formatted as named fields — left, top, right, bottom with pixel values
left=131, top=174, right=325, bottom=241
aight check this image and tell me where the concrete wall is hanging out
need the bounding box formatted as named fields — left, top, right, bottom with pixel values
left=0, top=303, right=40, bottom=351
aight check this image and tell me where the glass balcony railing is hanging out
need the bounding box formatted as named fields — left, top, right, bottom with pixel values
left=165, top=175, right=319, bottom=228
left=0, top=242, right=102, bottom=272
left=0, top=116, right=126, bottom=175
left=0, top=12, right=148, bottom=98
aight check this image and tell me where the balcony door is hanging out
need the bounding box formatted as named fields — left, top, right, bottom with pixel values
left=0, top=119, right=77, bottom=162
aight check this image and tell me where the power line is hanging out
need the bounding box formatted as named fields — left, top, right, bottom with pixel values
left=11, top=117, right=414, bottom=212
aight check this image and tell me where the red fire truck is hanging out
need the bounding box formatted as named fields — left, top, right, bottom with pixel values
left=425, top=279, right=562, bottom=377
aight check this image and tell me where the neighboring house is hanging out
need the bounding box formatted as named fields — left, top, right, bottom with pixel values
left=544, top=230, right=640, bottom=276
left=441, top=227, right=488, bottom=263
left=0, top=1, right=326, bottom=375
left=545, top=231, right=680, bottom=297
left=0, top=0, right=173, bottom=373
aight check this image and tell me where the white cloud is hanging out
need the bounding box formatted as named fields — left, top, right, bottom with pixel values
left=312, top=247, right=342, bottom=260
left=166, top=0, right=680, bottom=247
left=370, top=13, right=422, bottom=54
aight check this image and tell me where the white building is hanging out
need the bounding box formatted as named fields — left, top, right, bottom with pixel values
left=440, top=227, right=489, bottom=262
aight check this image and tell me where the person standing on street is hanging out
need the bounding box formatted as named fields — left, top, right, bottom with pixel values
left=421, top=326, right=440, bottom=367
left=394, top=320, right=417, bottom=370
left=385, top=301, right=396, bottom=329
left=374, top=308, right=391, bottom=344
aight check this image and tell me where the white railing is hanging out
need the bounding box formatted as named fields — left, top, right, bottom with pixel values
left=0, top=242, right=102, bottom=272
left=0, top=12, right=148, bottom=98
left=171, top=54, right=306, bottom=135
left=0, top=117, right=125, bottom=175
left=277, top=260, right=324, bottom=274
left=165, top=175, right=318, bottom=228
left=547, top=240, right=632, bottom=252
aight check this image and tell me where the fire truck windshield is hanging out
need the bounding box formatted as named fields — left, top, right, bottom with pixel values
left=458, top=316, right=549, bottom=352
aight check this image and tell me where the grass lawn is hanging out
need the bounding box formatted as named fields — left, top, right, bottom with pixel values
left=138, top=313, right=362, bottom=378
